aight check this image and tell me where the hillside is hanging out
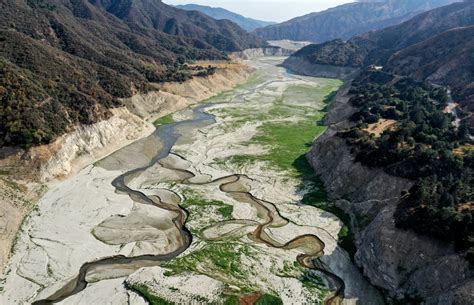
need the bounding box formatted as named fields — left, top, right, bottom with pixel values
left=0, top=0, right=263, bottom=148
left=292, top=0, right=474, bottom=285
left=254, top=0, right=457, bottom=43
left=290, top=1, right=474, bottom=67
left=308, top=68, right=474, bottom=304
left=176, top=4, right=275, bottom=31
left=386, top=26, right=474, bottom=115
left=285, top=1, right=474, bottom=124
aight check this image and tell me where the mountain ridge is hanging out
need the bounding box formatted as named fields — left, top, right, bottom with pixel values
left=285, top=0, right=474, bottom=128
left=176, top=4, right=275, bottom=31
left=0, top=0, right=264, bottom=148
left=254, top=0, right=459, bottom=43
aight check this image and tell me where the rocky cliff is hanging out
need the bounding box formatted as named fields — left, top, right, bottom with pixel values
left=232, top=47, right=294, bottom=60
left=307, top=83, right=474, bottom=304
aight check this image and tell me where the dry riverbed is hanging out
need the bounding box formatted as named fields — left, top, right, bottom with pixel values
left=0, top=57, right=383, bottom=305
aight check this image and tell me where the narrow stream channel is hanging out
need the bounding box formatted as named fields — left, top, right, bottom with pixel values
left=23, top=57, right=378, bottom=305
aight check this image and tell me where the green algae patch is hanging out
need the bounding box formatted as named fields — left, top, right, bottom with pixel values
left=153, top=114, right=175, bottom=127
left=217, top=205, right=234, bottom=219
left=181, top=193, right=234, bottom=219
left=213, top=80, right=342, bottom=177
left=179, top=191, right=235, bottom=234
left=255, top=293, right=283, bottom=305
left=251, top=117, right=327, bottom=174
left=163, top=241, right=254, bottom=289
left=223, top=295, right=240, bottom=305
left=282, top=82, right=341, bottom=107
left=128, top=283, right=175, bottom=305
left=300, top=272, right=331, bottom=302
left=215, top=111, right=327, bottom=176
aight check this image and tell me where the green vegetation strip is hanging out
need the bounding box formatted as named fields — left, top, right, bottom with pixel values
left=251, top=116, right=326, bottom=174
left=153, top=114, right=175, bottom=127
left=162, top=241, right=257, bottom=294
left=127, top=283, right=175, bottom=305
left=181, top=193, right=234, bottom=220
left=218, top=82, right=342, bottom=176
left=297, top=157, right=357, bottom=258
left=255, top=294, right=283, bottom=305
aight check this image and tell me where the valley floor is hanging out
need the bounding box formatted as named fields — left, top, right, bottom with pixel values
left=0, top=57, right=383, bottom=305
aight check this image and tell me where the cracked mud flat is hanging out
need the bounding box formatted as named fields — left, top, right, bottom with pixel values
left=0, top=57, right=383, bottom=305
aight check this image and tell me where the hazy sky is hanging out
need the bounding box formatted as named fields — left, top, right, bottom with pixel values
left=164, top=1, right=355, bottom=22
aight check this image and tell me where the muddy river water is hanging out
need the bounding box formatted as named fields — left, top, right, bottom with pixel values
left=1, top=57, right=384, bottom=305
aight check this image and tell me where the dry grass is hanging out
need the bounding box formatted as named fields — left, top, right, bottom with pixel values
left=457, top=202, right=473, bottom=212
left=453, top=144, right=474, bottom=156
left=364, top=119, right=397, bottom=137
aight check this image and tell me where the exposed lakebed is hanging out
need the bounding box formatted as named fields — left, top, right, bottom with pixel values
left=1, top=57, right=383, bottom=305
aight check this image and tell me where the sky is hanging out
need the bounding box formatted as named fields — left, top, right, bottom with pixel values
left=164, top=1, right=355, bottom=22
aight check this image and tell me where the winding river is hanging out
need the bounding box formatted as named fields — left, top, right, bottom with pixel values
left=3, top=57, right=384, bottom=305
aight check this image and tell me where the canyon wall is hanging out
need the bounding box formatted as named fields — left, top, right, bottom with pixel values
left=25, top=62, right=255, bottom=183
left=307, top=83, right=473, bottom=304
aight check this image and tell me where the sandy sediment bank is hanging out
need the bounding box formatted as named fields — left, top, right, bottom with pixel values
left=125, top=61, right=255, bottom=121
left=33, top=61, right=255, bottom=184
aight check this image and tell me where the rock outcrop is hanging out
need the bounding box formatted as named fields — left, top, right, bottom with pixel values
left=29, top=108, right=153, bottom=183
left=307, top=82, right=474, bottom=304
left=232, top=47, right=294, bottom=59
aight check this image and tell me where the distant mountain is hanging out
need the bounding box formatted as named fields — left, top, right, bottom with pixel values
left=176, top=4, right=275, bottom=31
left=255, top=0, right=459, bottom=43
left=0, top=0, right=264, bottom=148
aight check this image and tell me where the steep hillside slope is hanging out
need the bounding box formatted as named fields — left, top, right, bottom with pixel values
left=307, top=71, right=473, bottom=304
left=284, top=1, right=474, bottom=120
left=176, top=4, right=275, bottom=31
left=386, top=25, right=474, bottom=114
left=254, top=0, right=457, bottom=43
left=0, top=0, right=263, bottom=148
left=98, top=0, right=263, bottom=51
left=289, top=1, right=473, bottom=67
